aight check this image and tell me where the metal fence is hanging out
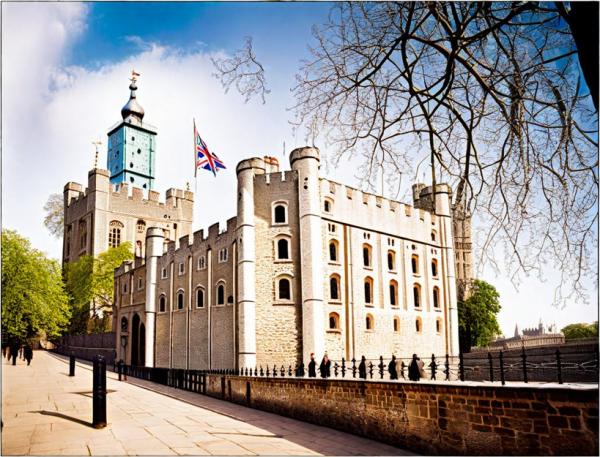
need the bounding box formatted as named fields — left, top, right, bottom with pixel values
left=120, top=346, right=598, bottom=387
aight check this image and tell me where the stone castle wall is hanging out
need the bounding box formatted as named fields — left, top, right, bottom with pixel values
left=203, top=374, right=598, bottom=456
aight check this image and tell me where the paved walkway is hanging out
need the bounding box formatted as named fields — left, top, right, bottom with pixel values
left=2, top=351, right=413, bottom=456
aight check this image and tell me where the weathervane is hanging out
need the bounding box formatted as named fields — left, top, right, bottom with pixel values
left=130, top=69, right=141, bottom=83
left=92, top=140, right=102, bottom=168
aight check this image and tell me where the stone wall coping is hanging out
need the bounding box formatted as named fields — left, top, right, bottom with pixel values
left=227, top=375, right=598, bottom=391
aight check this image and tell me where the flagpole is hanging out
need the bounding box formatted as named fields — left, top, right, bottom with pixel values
left=193, top=118, right=199, bottom=199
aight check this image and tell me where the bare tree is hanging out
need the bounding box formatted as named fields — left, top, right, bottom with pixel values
left=43, top=193, right=64, bottom=238
left=211, top=36, right=270, bottom=104
left=291, top=2, right=597, bottom=306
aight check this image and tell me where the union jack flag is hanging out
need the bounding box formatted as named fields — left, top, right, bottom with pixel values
left=194, top=121, right=226, bottom=177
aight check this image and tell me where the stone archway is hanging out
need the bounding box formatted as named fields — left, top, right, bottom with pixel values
left=139, top=323, right=146, bottom=366
left=131, top=314, right=140, bottom=366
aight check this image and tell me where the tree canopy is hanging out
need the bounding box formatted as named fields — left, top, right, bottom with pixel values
left=215, top=2, right=598, bottom=307
left=1, top=230, right=70, bottom=341
left=65, top=242, right=133, bottom=334
left=561, top=321, right=598, bottom=341
left=458, top=279, right=502, bottom=352
left=43, top=193, right=64, bottom=238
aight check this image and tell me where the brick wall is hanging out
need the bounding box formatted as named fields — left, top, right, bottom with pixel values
left=202, top=375, right=598, bottom=455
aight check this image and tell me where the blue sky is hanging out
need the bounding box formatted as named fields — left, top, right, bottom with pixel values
left=2, top=2, right=597, bottom=337
left=69, top=2, right=330, bottom=70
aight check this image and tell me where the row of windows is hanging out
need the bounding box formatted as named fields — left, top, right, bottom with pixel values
left=161, top=250, right=228, bottom=279
left=158, top=283, right=233, bottom=312
left=328, top=313, right=443, bottom=334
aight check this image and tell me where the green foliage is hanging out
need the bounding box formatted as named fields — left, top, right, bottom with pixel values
left=65, top=242, right=133, bottom=334
left=43, top=193, right=64, bottom=238
left=458, top=279, right=502, bottom=352
left=1, top=230, right=70, bottom=341
left=561, top=322, right=599, bottom=340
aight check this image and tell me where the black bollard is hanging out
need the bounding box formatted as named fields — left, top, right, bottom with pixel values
left=69, top=353, right=76, bottom=377
left=92, top=355, right=107, bottom=428
left=118, top=360, right=123, bottom=381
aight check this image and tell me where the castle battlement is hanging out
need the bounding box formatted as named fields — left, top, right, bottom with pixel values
left=65, top=169, right=192, bottom=211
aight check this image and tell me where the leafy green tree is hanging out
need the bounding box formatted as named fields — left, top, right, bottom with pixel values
left=65, top=242, right=133, bottom=333
left=458, top=279, right=501, bottom=352
left=1, top=230, right=70, bottom=341
left=43, top=193, right=64, bottom=238
left=561, top=322, right=599, bottom=341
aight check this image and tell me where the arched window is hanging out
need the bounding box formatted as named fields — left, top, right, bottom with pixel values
left=433, top=286, right=440, bottom=308
left=273, top=203, right=287, bottom=224
left=389, top=280, right=398, bottom=307
left=329, top=312, right=340, bottom=330
left=387, top=251, right=395, bottom=271
left=363, top=244, right=372, bottom=267
left=277, top=277, right=291, bottom=300
left=366, top=314, right=374, bottom=330
left=436, top=318, right=442, bottom=334
left=431, top=230, right=437, bottom=242
left=416, top=317, right=422, bottom=333
left=329, top=240, right=338, bottom=262
left=277, top=238, right=289, bottom=260
left=79, top=220, right=87, bottom=249
left=364, top=277, right=373, bottom=304
left=393, top=316, right=400, bottom=333
left=330, top=275, right=340, bottom=300
left=177, top=290, right=184, bottom=310
left=431, top=259, right=438, bottom=277
left=136, top=220, right=146, bottom=233
left=196, top=288, right=205, bottom=308
left=413, top=283, right=421, bottom=308
left=217, top=283, right=225, bottom=305
left=411, top=254, right=419, bottom=274
left=108, top=221, right=123, bottom=248
left=324, top=198, right=333, bottom=213
left=159, top=295, right=166, bottom=312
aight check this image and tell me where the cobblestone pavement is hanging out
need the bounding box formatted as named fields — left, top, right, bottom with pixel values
left=2, top=351, right=415, bottom=456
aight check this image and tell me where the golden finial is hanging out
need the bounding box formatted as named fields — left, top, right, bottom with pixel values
left=130, top=69, right=141, bottom=83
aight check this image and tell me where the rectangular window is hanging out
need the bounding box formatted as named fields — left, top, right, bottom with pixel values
left=197, top=256, right=206, bottom=270
left=137, top=278, right=143, bottom=290
left=178, top=262, right=185, bottom=275
left=161, top=268, right=168, bottom=279
left=218, top=248, right=228, bottom=263
left=123, top=282, right=128, bottom=294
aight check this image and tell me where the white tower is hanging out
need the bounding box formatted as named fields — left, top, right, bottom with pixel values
left=144, top=226, right=164, bottom=367
left=290, top=147, right=325, bottom=365
left=236, top=158, right=266, bottom=369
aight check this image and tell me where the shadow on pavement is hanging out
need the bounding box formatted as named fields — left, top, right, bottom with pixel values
left=31, top=410, right=92, bottom=428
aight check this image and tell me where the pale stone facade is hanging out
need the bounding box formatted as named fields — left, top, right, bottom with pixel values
left=114, top=147, right=464, bottom=370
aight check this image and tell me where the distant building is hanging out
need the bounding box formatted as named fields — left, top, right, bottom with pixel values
left=483, top=319, right=564, bottom=351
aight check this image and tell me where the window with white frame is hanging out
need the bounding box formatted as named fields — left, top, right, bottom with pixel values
left=161, top=268, right=168, bottom=279
left=218, top=248, right=228, bottom=263
left=197, top=255, right=206, bottom=270
left=178, top=262, right=185, bottom=275
left=276, top=237, right=290, bottom=260
left=272, top=202, right=288, bottom=225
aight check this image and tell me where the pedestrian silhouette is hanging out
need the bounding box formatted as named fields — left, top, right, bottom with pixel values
left=24, top=345, right=33, bottom=366
left=319, top=352, right=331, bottom=378
left=408, top=354, right=420, bottom=381
left=388, top=355, right=398, bottom=380
left=308, top=353, right=317, bottom=377
left=358, top=355, right=367, bottom=379
left=10, top=340, right=20, bottom=366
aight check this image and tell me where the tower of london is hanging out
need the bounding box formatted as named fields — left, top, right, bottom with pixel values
left=63, top=77, right=468, bottom=369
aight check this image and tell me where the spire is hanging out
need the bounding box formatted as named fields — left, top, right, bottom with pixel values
left=121, top=70, right=145, bottom=121
left=514, top=323, right=521, bottom=338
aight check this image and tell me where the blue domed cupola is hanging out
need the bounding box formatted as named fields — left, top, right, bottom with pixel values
left=106, top=72, right=157, bottom=191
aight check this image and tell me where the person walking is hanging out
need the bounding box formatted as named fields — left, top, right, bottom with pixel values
left=358, top=355, right=367, bottom=379
left=10, top=340, right=20, bottom=366
left=24, top=344, right=33, bottom=366
left=319, top=352, right=331, bottom=378
left=408, top=354, right=420, bottom=381
left=308, top=353, right=317, bottom=377
left=388, top=355, right=398, bottom=380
